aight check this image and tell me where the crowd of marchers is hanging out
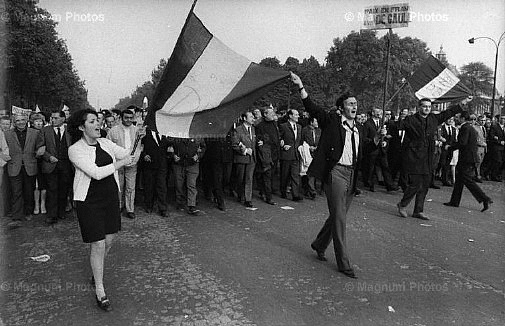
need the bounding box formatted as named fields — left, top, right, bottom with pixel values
left=0, top=103, right=504, bottom=229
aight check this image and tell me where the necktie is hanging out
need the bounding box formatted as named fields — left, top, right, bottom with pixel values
left=312, top=129, right=315, bottom=144
left=57, top=127, right=61, bottom=140
left=448, top=126, right=452, bottom=138
left=247, top=126, right=252, bottom=140
left=482, top=126, right=486, bottom=139
left=293, top=124, right=297, bottom=140
left=344, top=122, right=356, bottom=166
left=155, top=132, right=161, bottom=145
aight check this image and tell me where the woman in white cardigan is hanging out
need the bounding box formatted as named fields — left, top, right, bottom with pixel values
left=68, top=109, right=135, bottom=312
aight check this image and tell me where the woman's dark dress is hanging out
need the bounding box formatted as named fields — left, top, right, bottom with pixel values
left=76, top=142, right=121, bottom=243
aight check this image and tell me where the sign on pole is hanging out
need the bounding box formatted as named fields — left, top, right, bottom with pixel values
left=363, top=3, right=410, bottom=30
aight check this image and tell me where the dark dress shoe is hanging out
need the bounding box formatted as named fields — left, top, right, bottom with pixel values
left=311, top=244, right=327, bottom=261
left=265, top=199, right=277, bottom=205
left=481, top=199, right=493, bottom=212
left=144, top=207, right=153, bottom=214
left=475, top=177, right=483, bottom=183
left=354, top=188, right=362, bottom=197
left=45, top=216, right=57, bottom=224
left=442, top=182, right=452, bottom=187
left=217, top=203, right=226, bottom=211
left=412, top=212, right=429, bottom=220
left=340, top=269, right=357, bottom=279
left=244, top=201, right=254, bottom=208
left=368, top=186, right=375, bottom=192
left=159, top=210, right=169, bottom=217
left=188, top=206, right=199, bottom=215
left=387, top=186, right=400, bottom=192
left=443, top=202, right=458, bottom=207
left=292, top=196, right=303, bottom=202
left=429, top=184, right=441, bottom=189
left=96, top=295, right=112, bottom=312
left=126, top=212, right=136, bottom=219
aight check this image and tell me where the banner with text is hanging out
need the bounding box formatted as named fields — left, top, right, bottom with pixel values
left=363, top=3, right=410, bottom=30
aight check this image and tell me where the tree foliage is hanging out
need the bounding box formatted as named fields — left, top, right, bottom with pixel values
left=7, top=0, right=90, bottom=113
left=114, top=59, right=167, bottom=110
left=458, top=61, right=494, bottom=111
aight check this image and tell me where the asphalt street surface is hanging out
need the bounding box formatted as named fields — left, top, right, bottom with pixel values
left=0, top=181, right=504, bottom=326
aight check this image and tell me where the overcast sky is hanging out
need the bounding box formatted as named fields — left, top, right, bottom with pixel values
left=38, top=0, right=505, bottom=109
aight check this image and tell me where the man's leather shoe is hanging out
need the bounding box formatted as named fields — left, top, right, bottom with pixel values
left=442, top=182, right=452, bottom=187
left=45, top=216, right=57, bottom=224
left=412, top=212, right=429, bottom=220
left=159, top=210, right=169, bottom=217
left=280, top=193, right=287, bottom=199
left=217, top=203, right=226, bottom=211
left=397, top=203, right=408, bottom=218
left=265, top=199, right=276, bottom=205
left=244, top=201, right=254, bottom=208
left=292, top=196, right=303, bottom=202
left=311, top=244, right=327, bottom=261
left=188, top=206, right=199, bottom=215
left=429, top=184, right=441, bottom=189
left=481, top=199, right=493, bottom=212
left=340, top=269, right=357, bottom=279
left=369, top=186, right=375, bottom=192
left=387, top=186, right=400, bottom=192
left=475, top=177, right=483, bottom=183
left=443, top=202, right=458, bottom=207
left=145, top=207, right=153, bottom=214
left=126, top=212, right=136, bottom=219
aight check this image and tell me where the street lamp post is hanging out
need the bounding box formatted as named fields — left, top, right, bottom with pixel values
left=469, top=31, right=505, bottom=118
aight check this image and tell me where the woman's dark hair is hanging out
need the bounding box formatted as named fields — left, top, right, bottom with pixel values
left=68, top=109, right=98, bottom=143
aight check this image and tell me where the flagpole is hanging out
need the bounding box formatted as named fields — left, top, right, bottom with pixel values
left=189, top=0, right=198, bottom=13
left=381, top=28, right=392, bottom=127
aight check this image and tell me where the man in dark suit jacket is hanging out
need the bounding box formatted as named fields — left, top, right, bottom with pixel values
left=362, top=108, right=396, bottom=192
left=279, top=109, right=303, bottom=201
left=4, top=114, right=44, bottom=227
left=300, top=116, right=321, bottom=198
left=487, top=115, right=505, bottom=181
left=443, top=111, right=492, bottom=212
left=232, top=112, right=257, bottom=208
left=141, top=127, right=169, bottom=216
left=40, top=111, right=73, bottom=224
left=397, top=97, right=471, bottom=221
left=439, top=117, right=458, bottom=186
left=292, top=72, right=362, bottom=279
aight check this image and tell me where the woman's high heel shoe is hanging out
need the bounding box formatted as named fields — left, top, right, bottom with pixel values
left=96, top=295, right=112, bottom=312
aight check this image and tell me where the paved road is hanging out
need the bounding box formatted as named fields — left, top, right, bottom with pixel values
left=1, top=181, right=504, bottom=325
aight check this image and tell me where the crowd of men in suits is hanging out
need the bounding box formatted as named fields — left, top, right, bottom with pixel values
left=1, top=101, right=503, bottom=229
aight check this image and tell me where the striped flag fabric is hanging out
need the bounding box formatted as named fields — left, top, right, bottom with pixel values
left=408, top=55, right=471, bottom=103
left=146, top=11, right=289, bottom=138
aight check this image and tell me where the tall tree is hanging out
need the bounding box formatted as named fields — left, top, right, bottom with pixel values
left=458, top=62, right=494, bottom=111
left=7, top=0, right=90, bottom=112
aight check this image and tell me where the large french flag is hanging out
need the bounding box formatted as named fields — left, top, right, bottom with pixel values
left=408, top=55, right=471, bottom=103
left=146, top=11, right=289, bottom=138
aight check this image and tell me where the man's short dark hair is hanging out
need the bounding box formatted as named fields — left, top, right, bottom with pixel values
left=51, top=110, right=66, bottom=118
left=460, top=111, right=471, bottom=121
left=308, top=116, right=317, bottom=124
left=418, top=98, right=432, bottom=106
left=121, top=109, right=134, bottom=118
left=112, top=109, right=121, bottom=116
left=287, top=109, right=298, bottom=117
left=335, top=92, right=355, bottom=109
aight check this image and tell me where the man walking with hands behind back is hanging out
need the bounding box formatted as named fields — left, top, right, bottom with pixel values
left=291, top=72, right=362, bottom=279
left=443, top=111, right=492, bottom=211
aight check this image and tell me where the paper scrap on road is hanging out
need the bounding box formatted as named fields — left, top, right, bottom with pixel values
left=388, top=306, right=396, bottom=312
left=29, top=254, right=50, bottom=262
left=358, top=298, right=368, bottom=303
left=468, top=239, right=474, bottom=242
left=500, top=220, right=505, bottom=223
left=281, top=206, right=294, bottom=210
left=245, top=207, right=258, bottom=211
left=420, top=224, right=432, bottom=227
left=400, top=265, right=409, bottom=269
left=427, top=199, right=433, bottom=202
